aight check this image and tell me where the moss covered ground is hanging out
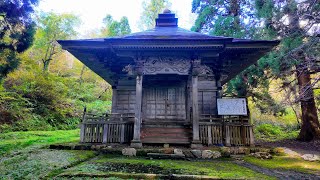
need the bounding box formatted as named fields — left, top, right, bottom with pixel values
left=244, top=155, right=320, bottom=176
left=0, top=150, right=96, bottom=179
left=0, top=130, right=319, bottom=179
left=0, top=129, right=79, bottom=156
left=59, top=154, right=274, bottom=179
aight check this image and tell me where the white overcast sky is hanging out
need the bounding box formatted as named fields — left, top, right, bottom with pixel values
left=38, top=0, right=196, bottom=37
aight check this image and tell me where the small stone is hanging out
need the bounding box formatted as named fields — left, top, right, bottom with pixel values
left=174, top=149, right=184, bottom=156
left=122, top=148, right=136, bottom=156
left=164, top=144, right=170, bottom=148
left=238, top=147, right=250, bottom=155
left=251, top=152, right=272, bottom=159
left=96, top=145, right=105, bottom=150
left=271, top=147, right=286, bottom=156
left=182, top=150, right=195, bottom=158
left=230, top=147, right=238, bottom=154
left=220, top=147, right=231, bottom=157
left=191, top=149, right=202, bottom=158
left=201, top=150, right=213, bottom=159
left=301, top=154, right=320, bottom=162
left=211, top=151, right=221, bottom=159
left=231, top=155, right=244, bottom=161
left=162, top=148, right=174, bottom=154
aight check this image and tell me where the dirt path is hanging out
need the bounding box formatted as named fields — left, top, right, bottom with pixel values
left=234, top=161, right=320, bottom=180
left=257, top=139, right=320, bottom=156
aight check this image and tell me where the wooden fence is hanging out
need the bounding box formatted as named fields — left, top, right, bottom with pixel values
left=80, top=112, right=134, bottom=143
left=199, top=114, right=254, bottom=146
left=80, top=111, right=254, bottom=146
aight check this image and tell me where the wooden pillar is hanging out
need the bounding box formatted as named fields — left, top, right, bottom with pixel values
left=191, top=75, right=202, bottom=148
left=111, top=86, right=117, bottom=113
left=131, top=75, right=143, bottom=148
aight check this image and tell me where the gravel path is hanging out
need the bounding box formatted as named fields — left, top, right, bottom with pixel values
left=234, top=161, right=320, bottom=180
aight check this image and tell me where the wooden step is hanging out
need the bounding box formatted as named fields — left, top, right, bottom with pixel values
left=142, top=138, right=191, bottom=144
left=142, top=127, right=192, bottom=133
left=141, top=126, right=192, bottom=144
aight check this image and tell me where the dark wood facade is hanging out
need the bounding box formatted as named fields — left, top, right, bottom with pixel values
left=59, top=11, right=279, bottom=147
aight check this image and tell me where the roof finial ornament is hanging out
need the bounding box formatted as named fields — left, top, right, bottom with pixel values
left=163, top=9, right=171, bottom=14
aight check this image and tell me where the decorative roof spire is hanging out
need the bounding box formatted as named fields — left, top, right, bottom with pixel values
left=155, top=9, right=178, bottom=27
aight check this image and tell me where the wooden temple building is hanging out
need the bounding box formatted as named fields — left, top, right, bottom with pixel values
left=58, top=11, right=279, bottom=147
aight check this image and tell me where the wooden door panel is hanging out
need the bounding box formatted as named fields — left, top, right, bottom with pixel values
left=143, top=84, right=186, bottom=121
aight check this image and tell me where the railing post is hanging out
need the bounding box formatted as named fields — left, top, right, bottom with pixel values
left=249, top=125, right=255, bottom=147
left=120, top=115, right=125, bottom=143
left=80, top=124, right=85, bottom=143
left=207, top=118, right=213, bottom=146
left=225, top=125, right=231, bottom=146
left=103, top=123, right=109, bottom=143
left=80, top=106, right=87, bottom=143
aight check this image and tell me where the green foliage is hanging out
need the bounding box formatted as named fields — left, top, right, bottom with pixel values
left=255, top=124, right=299, bottom=141
left=33, top=12, right=81, bottom=71
left=191, top=0, right=258, bottom=38
left=138, top=0, right=171, bottom=30
left=0, top=0, right=39, bottom=80
left=100, top=15, right=131, bottom=37
left=0, top=51, right=112, bottom=132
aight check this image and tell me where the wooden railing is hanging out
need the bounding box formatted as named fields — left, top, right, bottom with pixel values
left=199, top=123, right=223, bottom=145
left=199, top=114, right=254, bottom=146
left=80, top=112, right=134, bottom=144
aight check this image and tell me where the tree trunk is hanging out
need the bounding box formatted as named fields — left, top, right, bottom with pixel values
left=297, top=64, right=320, bottom=141
left=43, top=60, right=50, bottom=72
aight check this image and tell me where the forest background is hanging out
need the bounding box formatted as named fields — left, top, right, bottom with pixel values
left=0, top=0, right=319, bottom=141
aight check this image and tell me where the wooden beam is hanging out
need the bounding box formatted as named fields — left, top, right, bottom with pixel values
left=131, top=75, right=143, bottom=148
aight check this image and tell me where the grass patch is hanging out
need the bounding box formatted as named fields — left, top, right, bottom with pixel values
left=0, top=129, right=79, bottom=156
left=0, top=149, right=96, bottom=179
left=254, top=124, right=299, bottom=141
left=244, top=156, right=320, bottom=175
left=61, top=155, right=274, bottom=179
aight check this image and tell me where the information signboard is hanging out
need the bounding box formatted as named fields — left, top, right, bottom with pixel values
left=217, top=98, right=247, bottom=115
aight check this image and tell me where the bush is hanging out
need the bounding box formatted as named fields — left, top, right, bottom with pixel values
left=254, top=123, right=299, bottom=141
left=256, top=124, right=282, bottom=136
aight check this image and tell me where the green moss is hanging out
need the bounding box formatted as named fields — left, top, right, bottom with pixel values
left=0, top=129, right=79, bottom=156
left=244, top=156, right=320, bottom=175
left=62, top=155, right=274, bottom=179
left=0, top=149, right=96, bottom=179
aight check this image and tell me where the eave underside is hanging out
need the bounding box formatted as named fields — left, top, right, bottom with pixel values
left=59, top=40, right=278, bottom=86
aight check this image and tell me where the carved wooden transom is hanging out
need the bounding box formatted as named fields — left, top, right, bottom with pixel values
left=143, top=56, right=191, bottom=75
